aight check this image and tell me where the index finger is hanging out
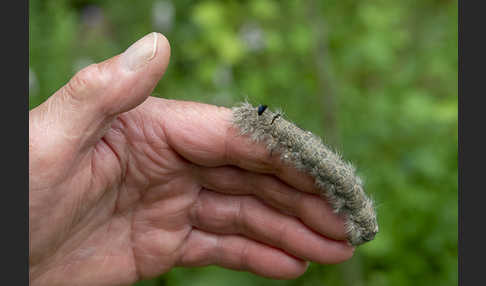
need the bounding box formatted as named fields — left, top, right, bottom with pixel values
left=148, top=98, right=319, bottom=195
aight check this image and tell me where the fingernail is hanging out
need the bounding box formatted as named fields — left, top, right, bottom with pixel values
left=122, top=32, right=158, bottom=71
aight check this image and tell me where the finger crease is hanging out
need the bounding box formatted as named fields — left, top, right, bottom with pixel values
left=214, top=235, right=223, bottom=266
left=277, top=222, right=289, bottom=249
left=240, top=239, right=250, bottom=270
left=235, top=198, right=245, bottom=234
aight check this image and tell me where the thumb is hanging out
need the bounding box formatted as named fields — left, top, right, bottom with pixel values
left=30, top=32, right=170, bottom=152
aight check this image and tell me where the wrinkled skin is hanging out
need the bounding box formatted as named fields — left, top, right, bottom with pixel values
left=29, top=33, right=354, bottom=286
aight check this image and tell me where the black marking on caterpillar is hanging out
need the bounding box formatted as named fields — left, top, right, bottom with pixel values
left=270, top=113, right=281, bottom=125
left=232, top=102, right=378, bottom=246
left=257, top=104, right=268, bottom=115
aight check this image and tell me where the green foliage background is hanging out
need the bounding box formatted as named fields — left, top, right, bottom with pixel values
left=29, top=0, right=458, bottom=285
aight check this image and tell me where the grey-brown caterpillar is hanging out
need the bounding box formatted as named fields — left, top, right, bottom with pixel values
left=231, top=102, right=378, bottom=246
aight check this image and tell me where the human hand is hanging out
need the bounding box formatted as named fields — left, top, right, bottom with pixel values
left=29, top=32, right=354, bottom=286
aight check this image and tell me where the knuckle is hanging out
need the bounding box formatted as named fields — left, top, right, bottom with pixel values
left=234, top=196, right=256, bottom=234
left=62, top=63, right=106, bottom=102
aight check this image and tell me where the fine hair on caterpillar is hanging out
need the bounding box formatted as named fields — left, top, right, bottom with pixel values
left=231, top=102, right=378, bottom=246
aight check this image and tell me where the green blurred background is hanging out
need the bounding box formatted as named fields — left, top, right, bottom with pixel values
left=29, top=0, right=458, bottom=285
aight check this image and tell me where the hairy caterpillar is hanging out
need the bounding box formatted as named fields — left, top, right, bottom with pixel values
left=232, top=102, right=378, bottom=246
